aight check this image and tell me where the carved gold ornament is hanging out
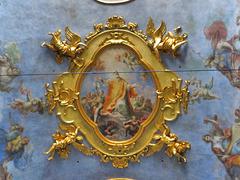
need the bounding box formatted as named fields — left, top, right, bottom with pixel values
left=42, top=16, right=190, bottom=168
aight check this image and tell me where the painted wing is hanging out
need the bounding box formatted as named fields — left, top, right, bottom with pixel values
left=208, top=77, right=213, bottom=89
left=146, top=17, right=155, bottom=37
left=26, top=91, right=32, bottom=101
left=65, top=27, right=81, bottom=46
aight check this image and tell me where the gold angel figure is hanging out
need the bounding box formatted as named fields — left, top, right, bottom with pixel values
left=153, top=124, right=191, bottom=163
left=146, top=17, right=188, bottom=56
left=44, top=126, right=83, bottom=160
left=41, top=27, right=86, bottom=69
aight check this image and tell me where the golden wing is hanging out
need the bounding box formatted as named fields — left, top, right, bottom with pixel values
left=52, top=131, right=66, bottom=141
left=65, top=27, right=81, bottom=46
left=146, top=17, right=155, bottom=37
left=153, top=21, right=167, bottom=48
left=154, top=21, right=167, bottom=38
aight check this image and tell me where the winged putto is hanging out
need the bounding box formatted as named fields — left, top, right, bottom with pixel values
left=41, top=27, right=86, bottom=70
left=44, top=125, right=83, bottom=160
left=152, top=124, right=191, bottom=163
left=146, top=17, right=188, bottom=57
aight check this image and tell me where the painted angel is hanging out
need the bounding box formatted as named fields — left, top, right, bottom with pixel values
left=0, top=55, right=20, bottom=92
left=190, top=77, right=219, bottom=103
left=0, top=113, right=32, bottom=170
left=10, top=91, right=45, bottom=115
left=204, top=20, right=240, bottom=88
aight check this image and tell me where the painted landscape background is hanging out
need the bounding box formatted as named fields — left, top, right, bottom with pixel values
left=0, top=0, right=240, bottom=179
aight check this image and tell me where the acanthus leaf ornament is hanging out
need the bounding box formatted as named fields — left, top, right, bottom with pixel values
left=156, top=79, right=190, bottom=121
left=42, top=16, right=190, bottom=168
left=45, top=81, right=79, bottom=115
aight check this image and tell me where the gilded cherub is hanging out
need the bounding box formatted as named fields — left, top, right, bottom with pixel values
left=153, top=124, right=191, bottom=163
left=44, top=126, right=83, bottom=160
left=41, top=27, right=86, bottom=69
left=146, top=17, right=188, bottom=57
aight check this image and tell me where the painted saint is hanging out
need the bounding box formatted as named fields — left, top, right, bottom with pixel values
left=80, top=45, right=156, bottom=141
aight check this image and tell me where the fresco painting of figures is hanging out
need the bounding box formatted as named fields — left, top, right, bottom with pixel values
left=0, top=113, right=33, bottom=177
left=1, top=0, right=240, bottom=179
left=204, top=20, right=240, bottom=89
left=203, top=107, right=240, bottom=179
left=0, top=42, right=21, bottom=92
left=10, top=81, right=46, bottom=116
left=189, top=76, right=219, bottom=104
left=80, top=45, right=156, bottom=141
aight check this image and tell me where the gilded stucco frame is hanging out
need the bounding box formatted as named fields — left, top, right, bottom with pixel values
left=42, top=16, right=190, bottom=168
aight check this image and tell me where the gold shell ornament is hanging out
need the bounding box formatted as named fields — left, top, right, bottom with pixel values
left=42, top=16, right=190, bottom=168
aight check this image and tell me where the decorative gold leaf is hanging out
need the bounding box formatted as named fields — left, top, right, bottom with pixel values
left=65, top=27, right=81, bottom=46
left=146, top=17, right=155, bottom=37
left=43, top=16, right=190, bottom=168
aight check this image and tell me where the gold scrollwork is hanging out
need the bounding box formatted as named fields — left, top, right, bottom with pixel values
left=93, top=147, right=149, bottom=168
left=85, top=16, right=147, bottom=42
left=156, top=79, right=190, bottom=120
left=45, top=81, right=79, bottom=115
left=42, top=16, right=190, bottom=168
left=99, top=32, right=134, bottom=47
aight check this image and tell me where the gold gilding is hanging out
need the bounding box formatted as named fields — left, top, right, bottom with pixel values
left=42, top=16, right=190, bottom=168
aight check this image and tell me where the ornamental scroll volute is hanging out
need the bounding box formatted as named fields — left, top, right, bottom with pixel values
left=42, top=16, right=190, bottom=168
